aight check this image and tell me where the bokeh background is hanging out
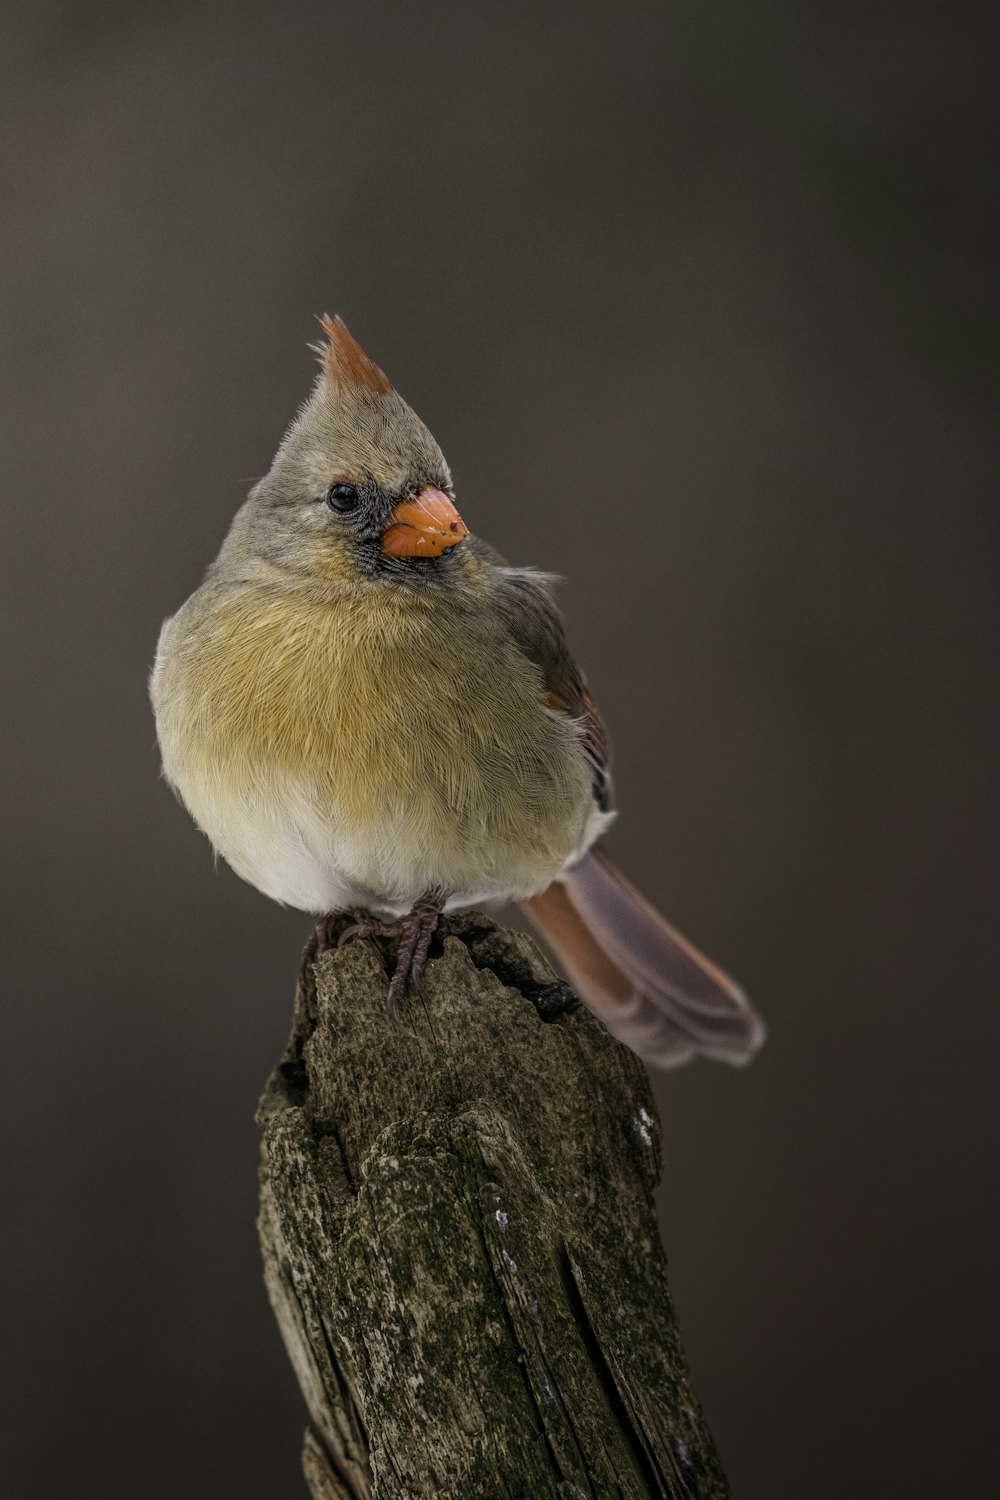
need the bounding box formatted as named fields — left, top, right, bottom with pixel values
left=3, top=3, right=997, bottom=1496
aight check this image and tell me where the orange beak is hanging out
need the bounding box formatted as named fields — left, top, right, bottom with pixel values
left=381, top=486, right=468, bottom=559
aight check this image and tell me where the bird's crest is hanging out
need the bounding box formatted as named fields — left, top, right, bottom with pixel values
left=314, top=314, right=393, bottom=397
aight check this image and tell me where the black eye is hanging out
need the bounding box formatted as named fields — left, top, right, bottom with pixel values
left=325, top=482, right=359, bottom=513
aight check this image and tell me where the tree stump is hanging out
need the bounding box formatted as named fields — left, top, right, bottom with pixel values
left=257, top=910, right=733, bottom=1499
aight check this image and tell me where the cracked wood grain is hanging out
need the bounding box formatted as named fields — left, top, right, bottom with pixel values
left=257, top=911, right=733, bottom=1499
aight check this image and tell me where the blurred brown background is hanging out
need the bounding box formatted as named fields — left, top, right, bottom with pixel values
left=2, top=3, right=997, bottom=1496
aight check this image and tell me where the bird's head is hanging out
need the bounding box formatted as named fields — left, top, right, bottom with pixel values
left=229, top=317, right=469, bottom=588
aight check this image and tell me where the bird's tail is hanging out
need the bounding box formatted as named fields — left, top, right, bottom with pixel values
left=520, top=848, right=765, bottom=1069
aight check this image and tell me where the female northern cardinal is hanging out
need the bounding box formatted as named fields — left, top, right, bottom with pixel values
left=151, top=318, right=764, bottom=1069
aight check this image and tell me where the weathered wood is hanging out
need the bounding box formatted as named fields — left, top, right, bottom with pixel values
left=257, top=911, right=733, bottom=1499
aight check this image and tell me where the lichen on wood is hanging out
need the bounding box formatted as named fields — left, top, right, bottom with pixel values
left=257, top=911, right=733, bottom=1499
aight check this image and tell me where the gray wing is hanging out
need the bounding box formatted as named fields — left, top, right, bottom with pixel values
left=494, top=567, right=613, bottom=812
left=496, top=570, right=766, bottom=1070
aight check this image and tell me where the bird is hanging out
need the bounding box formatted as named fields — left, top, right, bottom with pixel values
left=151, top=316, right=765, bottom=1069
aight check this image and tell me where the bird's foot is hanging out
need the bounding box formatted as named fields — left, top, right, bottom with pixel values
left=336, top=910, right=400, bottom=947
left=385, top=891, right=446, bottom=1018
left=303, top=907, right=401, bottom=969
left=303, top=914, right=337, bottom=968
left=334, top=891, right=447, bottom=1018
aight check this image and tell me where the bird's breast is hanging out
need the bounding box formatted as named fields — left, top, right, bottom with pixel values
left=154, top=585, right=598, bottom=910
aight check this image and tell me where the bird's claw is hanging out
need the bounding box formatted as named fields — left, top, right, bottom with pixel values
left=308, top=893, right=446, bottom=1018
left=337, top=914, right=395, bottom=948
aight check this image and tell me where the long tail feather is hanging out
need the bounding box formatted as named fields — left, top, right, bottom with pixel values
left=521, top=849, right=766, bottom=1069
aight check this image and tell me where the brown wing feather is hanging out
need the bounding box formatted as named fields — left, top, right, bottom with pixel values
left=544, top=673, right=613, bottom=811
